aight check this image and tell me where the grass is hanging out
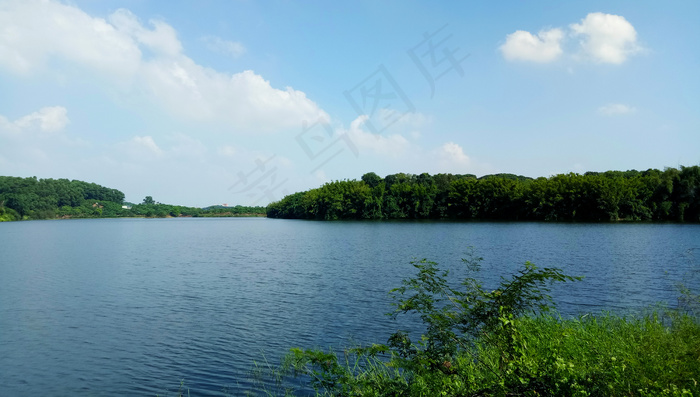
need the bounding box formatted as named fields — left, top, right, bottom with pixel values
left=282, top=311, right=699, bottom=396
left=281, top=257, right=700, bottom=396
left=482, top=312, right=700, bottom=396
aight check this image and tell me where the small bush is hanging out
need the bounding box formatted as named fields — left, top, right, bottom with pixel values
left=284, top=254, right=700, bottom=396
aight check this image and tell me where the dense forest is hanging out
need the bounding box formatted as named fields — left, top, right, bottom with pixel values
left=0, top=176, right=265, bottom=221
left=266, top=166, right=700, bottom=222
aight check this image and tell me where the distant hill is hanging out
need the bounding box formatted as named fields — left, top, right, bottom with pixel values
left=0, top=176, right=264, bottom=221
left=0, top=176, right=125, bottom=221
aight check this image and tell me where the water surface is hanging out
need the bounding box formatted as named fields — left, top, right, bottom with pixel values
left=1, top=218, right=698, bottom=395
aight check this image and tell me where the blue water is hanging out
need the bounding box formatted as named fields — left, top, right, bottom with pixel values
left=0, top=218, right=698, bottom=395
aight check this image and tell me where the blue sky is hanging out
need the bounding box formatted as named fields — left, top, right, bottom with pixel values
left=1, top=1, right=698, bottom=206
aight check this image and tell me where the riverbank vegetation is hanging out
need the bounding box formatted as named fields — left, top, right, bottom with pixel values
left=279, top=255, right=700, bottom=396
left=267, top=166, right=700, bottom=222
left=0, top=176, right=265, bottom=221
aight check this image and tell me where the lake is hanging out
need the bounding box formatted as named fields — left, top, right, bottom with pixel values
left=1, top=218, right=698, bottom=395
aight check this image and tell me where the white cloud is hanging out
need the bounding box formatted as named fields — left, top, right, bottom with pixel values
left=313, top=117, right=483, bottom=177
left=0, top=106, right=88, bottom=178
left=0, top=0, right=327, bottom=132
left=500, top=13, right=642, bottom=65
left=500, top=28, right=564, bottom=63
left=0, top=114, right=22, bottom=136
left=362, top=138, right=484, bottom=177
left=306, top=116, right=480, bottom=177
left=120, top=135, right=164, bottom=159
left=14, top=106, right=70, bottom=132
left=0, top=106, right=70, bottom=135
left=108, top=9, right=182, bottom=57
left=434, top=142, right=470, bottom=170
left=570, top=13, right=641, bottom=64
left=598, top=103, right=637, bottom=116
left=344, top=116, right=410, bottom=158
left=0, top=115, right=13, bottom=134
left=133, top=135, right=163, bottom=156
left=202, top=35, right=246, bottom=58
left=0, top=0, right=141, bottom=78
left=138, top=64, right=328, bottom=131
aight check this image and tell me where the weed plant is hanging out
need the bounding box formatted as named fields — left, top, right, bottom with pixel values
left=283, top=253, right=700, bottom=396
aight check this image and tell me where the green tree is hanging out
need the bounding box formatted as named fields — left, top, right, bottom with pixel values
left=265, top=167, right=700, bottom=223
left=361, top=172, right=383, bottom=189
left=286, top=253, right=583, bottom=396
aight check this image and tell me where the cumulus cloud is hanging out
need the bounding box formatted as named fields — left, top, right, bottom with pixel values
left=0, top=0, right=327, bottom=132
left=500, top=12, right=642, bottom=65
left=313, top=117, right=480, bottom=177
left=305, top=116, right=477, bottom=176
left=598, top=103, right=637, bottom=116
left=109, top=9, right=182, bottom=57
left=571, top=13, right=641, bottom=64
left=343, top=116, right=410, bottom=158
left=0, top=106, right=88, bottom=178
left=138, top=63, right=328, bottom=130
left=0, top=106, right=69, bottom=135
left=500, top=28, right=564, bottom=63
left=14, top=106, right=70, bottom=132
left=202, top=35, right=246, bottom=58
left=434, top=142, right=470, bottom=170
left=0, top=1, right=141, bottom=78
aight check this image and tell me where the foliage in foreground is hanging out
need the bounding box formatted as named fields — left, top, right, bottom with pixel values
left=283, top=256, right=700, bottom=396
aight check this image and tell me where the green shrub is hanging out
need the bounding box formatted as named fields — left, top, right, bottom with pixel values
left=283, top=254, right=700, bottom=396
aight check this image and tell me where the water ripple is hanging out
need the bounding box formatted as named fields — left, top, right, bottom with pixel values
left=1, top=219, right=698, bottom=395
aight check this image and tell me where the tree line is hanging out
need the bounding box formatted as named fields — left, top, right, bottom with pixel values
left=266, top=166, right=700, bottom=222
left=0, top=176, right=265, bottom=221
